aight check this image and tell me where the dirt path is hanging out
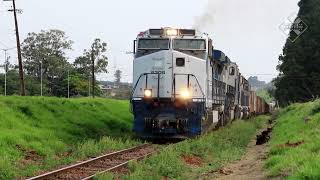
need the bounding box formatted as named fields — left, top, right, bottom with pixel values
left=215, top=140, right=268, bottom=179
left=204, top=128, right=275, bottom=180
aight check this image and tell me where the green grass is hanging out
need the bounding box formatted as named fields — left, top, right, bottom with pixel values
left=265, top=100, right=320, bottom=179
left=98, top=115, right=270, bottom=180
left=0, top=96, right=141, bottom=179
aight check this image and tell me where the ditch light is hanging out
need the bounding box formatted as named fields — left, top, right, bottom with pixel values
left=144, top=89, right=152, bottom=98
left=181, top=89, right=191, bottom=99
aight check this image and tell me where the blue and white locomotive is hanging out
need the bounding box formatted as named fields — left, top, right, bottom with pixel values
left=131, top=28, right=250, bottom=139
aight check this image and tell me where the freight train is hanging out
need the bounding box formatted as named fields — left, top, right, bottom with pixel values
left=130, top=28, right=270, bottom=139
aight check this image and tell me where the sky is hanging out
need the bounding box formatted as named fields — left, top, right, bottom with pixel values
left=0, top=0, right=300, bottom=83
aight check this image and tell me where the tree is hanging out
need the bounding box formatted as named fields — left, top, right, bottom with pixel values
left=21, top=29, right=73, bottom=96
left=74, top=38, right=108, bottom=97
left=114, top=69, right=122, bottom=86
left=73, top=38, right=108, bottom=78
left=57, top=73, right=96, bottom=97
left=274, top=0, right=320, bottom=106
left=0, top=69, right=44, bottom=96
left=0, top=70, right=20, bottom=95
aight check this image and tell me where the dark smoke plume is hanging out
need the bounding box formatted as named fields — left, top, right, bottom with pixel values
left=193, top=1, right=216, bottom=32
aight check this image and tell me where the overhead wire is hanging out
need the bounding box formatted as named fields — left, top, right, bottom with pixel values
left=0, top=41, right=9, bottom=49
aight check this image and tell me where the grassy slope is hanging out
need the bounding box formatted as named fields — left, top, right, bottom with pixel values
left=265, top=100, right=320, bottom=179
left=98, top=115, right=270, bottom=180
left=0, top=96, right=140, bottom=179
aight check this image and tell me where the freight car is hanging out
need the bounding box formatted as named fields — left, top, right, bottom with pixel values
left=249, top=91, right=271, bottom=116
left=130, top=28, right=270, bottom=139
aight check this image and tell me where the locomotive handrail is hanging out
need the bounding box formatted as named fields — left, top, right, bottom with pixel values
left=131, top=73, right=206, bottom=101
left=130, top=72, right=162, bottom=100
left=130, top=73, right=161, bottom=113
left=131, top=73, right=147, bottom=99
left=173, top=73, right=206, bottom=101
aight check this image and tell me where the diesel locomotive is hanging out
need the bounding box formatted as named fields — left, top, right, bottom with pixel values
left=130, top=28, right=270, bottom=139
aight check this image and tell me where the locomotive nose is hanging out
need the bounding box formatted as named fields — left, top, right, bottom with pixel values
left=132, top=50, right=174, bottom=99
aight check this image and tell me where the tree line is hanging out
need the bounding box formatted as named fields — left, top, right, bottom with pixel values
left=274, top=0, right=320, bottom=106
left=0, top=29, right=108, bottom=97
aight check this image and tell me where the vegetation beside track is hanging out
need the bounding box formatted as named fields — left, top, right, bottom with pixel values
left=0, top=96, right=140, bottom=179
left=265, top=100, right=320, bottom=179
left=98, top=115, right=270, bottom=180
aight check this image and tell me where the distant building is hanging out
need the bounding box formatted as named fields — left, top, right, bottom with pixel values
left=98, top=84, right=112, bottom=91
left=98, top=81, right=132, bottom=99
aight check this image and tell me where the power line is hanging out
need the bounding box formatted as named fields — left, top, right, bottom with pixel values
left=1, top=47, right=16, bottom=51
left=242, top=73, right=278, bottom=76
left=248, top=74, right=277, bottom=76
left=0, top=41, right=9, bottom=49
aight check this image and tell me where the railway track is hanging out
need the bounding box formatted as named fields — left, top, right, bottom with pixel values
left=27, top=144, right=155, bottom=180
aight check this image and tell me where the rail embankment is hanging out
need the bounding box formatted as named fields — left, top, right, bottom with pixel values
left=0, top=96, right=140, bottom=179
left=265, top=100, right=320, bottom=179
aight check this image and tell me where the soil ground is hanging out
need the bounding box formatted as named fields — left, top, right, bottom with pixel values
left=204, top=127, right=277, bottom=180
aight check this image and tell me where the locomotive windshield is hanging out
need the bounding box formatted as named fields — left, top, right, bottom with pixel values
left=136, top=39, right=170, bottom=58
left=173, top=39, right=206, bottom=50
left=173, top=39, right=206, bottom=59
left=138, top=39, right=170, bottom=49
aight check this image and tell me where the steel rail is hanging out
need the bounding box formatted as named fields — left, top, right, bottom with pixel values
left=27, top=144, right=153, bottom=180
left=82, top=151, right=155, bottom=180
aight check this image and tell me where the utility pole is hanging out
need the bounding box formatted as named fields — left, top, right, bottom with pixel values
left=40, top=60, right=43, bottom=96
left=88, top=75, right=91, bottom=97
left=4, top=50, right=7, bottom=96
left=67, top=68, right=70, bottom=98
left=1, top=48, right=14, bottom=96
left=0, top=58, right=4, bottom=96
left=91, top=48, right=95, bottom=98
left=7, top=0, right=26, bottom=96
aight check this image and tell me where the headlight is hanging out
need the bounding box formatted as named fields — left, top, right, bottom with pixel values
left=181, top=89, right=191, bottom=99
left=144, top=89, right=152, bottom=98
left=166, top=29, right=178, bottom=36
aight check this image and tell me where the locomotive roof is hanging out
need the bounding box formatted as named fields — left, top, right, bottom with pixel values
left=137, top=28, right=204, bottom=38
left=213, top=50, right=232, bottom=64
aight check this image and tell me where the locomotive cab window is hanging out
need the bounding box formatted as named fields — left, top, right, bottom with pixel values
left=229, top=67, right=235, bottom=76
left=136, top=39, right=170, bottom=58
left=176, top=58, right=185, bottom=67
left=138, top=39, right=169, bottom=49
left=173, top=39, right=206, bottom=59
left=173, top=39, right=206, bottom=50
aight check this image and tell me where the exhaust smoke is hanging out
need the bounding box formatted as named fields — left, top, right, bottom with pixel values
left=193, top=10, right=215, bottom=33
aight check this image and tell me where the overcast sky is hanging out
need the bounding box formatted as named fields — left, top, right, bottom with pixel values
left=0, top=0, right=300, bottom=82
